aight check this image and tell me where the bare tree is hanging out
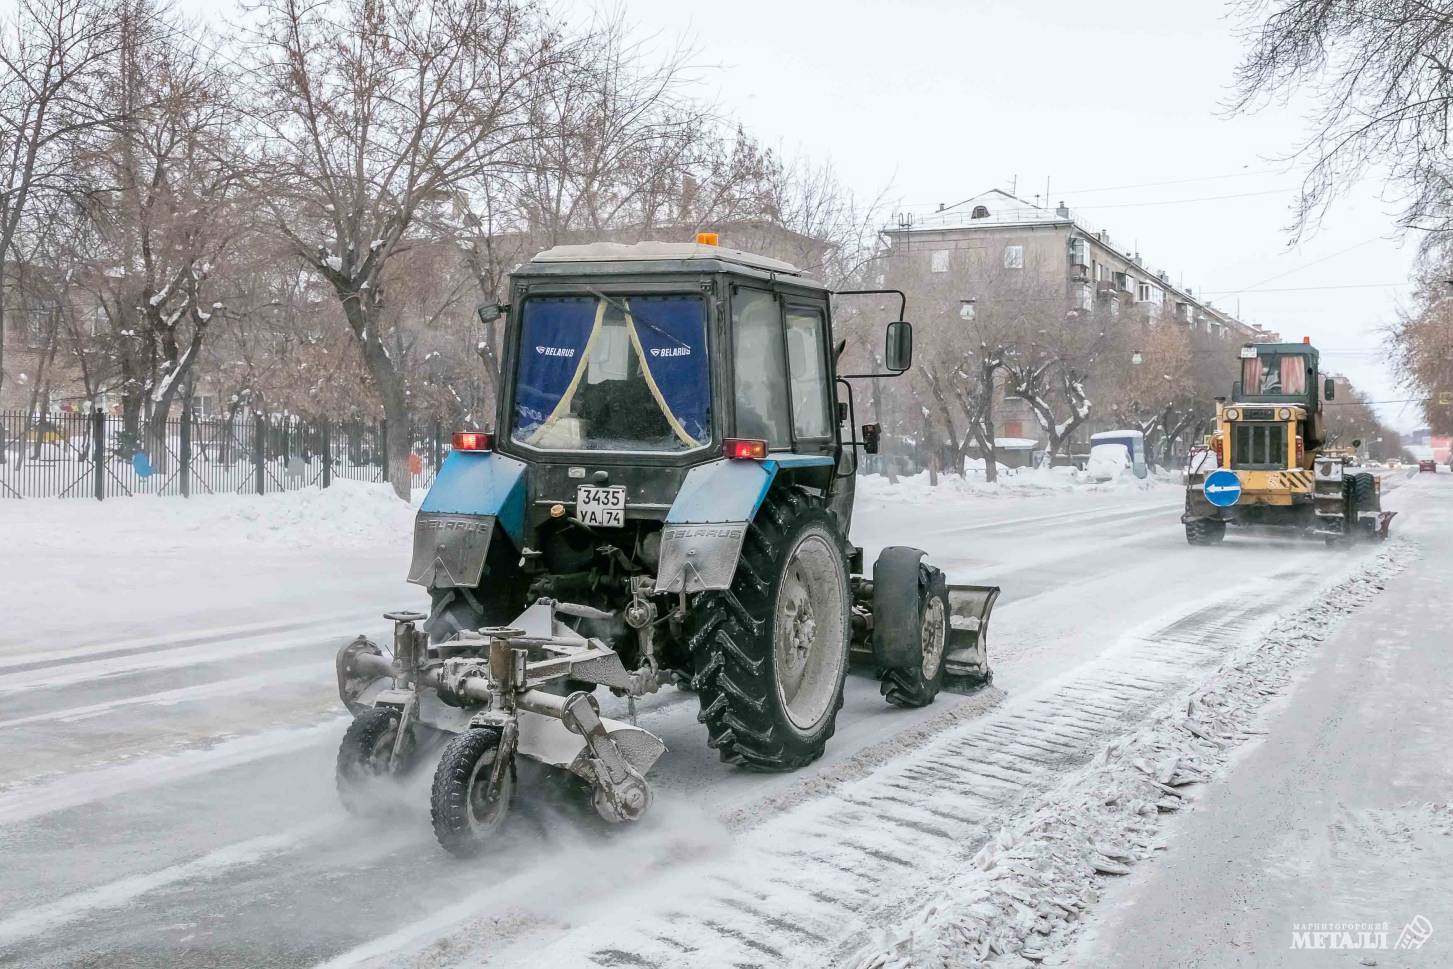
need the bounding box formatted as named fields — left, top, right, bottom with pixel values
left=0, top=0, right=118, bottom=403
left=76, top=4, right=252, bottom=462
left=1391, top=269, right=1453, bottom=434
left=252, top=0, right=567, bottom=498
left=1231, top=0, right=1453, bottom=251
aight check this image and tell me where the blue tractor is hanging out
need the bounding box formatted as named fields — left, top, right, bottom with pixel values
left=334, top=239, right=1000, bottom=855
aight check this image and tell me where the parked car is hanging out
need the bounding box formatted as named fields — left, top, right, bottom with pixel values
left=1087, top=442, right=1132, bottom=482
left=1090, top=429, right=1148, bottom=478
left=1419, top=459, right=1437, bottom=472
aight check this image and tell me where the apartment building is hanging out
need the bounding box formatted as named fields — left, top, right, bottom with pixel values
left=881, top=188, right=1271, bottom=450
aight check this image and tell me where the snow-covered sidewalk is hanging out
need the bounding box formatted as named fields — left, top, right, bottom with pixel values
left=1067, top=487, right=1453, bottom=968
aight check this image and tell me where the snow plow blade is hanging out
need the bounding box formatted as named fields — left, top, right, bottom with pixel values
left=942, top=583, right=999, bottom=693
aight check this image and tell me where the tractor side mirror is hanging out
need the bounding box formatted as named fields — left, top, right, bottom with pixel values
left=1352, top=438, right=1362, bottom=448
left=476, top=302, right=506, bottom=324
left=1232, top=380, right=1242, bottom=400
left=1324, top=377, right=1335, bottom=400
left=861, top=423, right=881, bottom=455
left=836, top=400, right=848, bottom=424
left=885, top=321, right=913, bottom=372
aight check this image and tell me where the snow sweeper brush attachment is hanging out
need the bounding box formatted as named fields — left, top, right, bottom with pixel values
left=334, top=603, right=667, bottom=856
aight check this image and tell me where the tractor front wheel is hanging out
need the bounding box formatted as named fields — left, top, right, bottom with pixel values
left=879, top=567, right=949, bottom=708
left=689, top=489, right=850, bottom=772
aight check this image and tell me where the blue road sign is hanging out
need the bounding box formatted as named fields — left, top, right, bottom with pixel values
left=1202, top=469, right=1241, bottom=507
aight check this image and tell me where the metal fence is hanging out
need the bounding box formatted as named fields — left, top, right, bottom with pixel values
left=0, top=410, right=448, bottom=499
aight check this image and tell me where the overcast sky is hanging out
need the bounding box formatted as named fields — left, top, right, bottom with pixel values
left=178, top=0, right=1422, bottom=430
left=614, top=0, right=1421, bottom=432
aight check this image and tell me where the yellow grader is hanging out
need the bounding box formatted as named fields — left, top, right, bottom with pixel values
left=1183, top=339, right=1395, bottom=545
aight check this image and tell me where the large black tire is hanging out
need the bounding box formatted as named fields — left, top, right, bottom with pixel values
left=688, top=488, right=851, bottom=772
left=879, top=567, right=948, bottom=708
left=430, top=727, right=514, bottom=857
left=1351, top=472, right=1377, bottom=512
left=1184, top=519, right=1225, bottom=546
left=336, top=707, right=411, bottom=815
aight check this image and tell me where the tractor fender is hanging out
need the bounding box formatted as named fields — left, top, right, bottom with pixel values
left=871, top=546, right=931, bottom=670
left=407, top=450, right=526, bottom=589
left=653, top=459, right=771, bottom=594
left=652, top=456, right=833, bottom=593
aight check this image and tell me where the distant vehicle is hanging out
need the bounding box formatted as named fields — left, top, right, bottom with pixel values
left=1420, top=459, right=1437, bottom=472
left=1086, top=442, right=1131, bottom=482
left=1089, top=430, right=1147, bottom=478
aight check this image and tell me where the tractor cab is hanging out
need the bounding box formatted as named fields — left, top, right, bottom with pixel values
left=418, top=239, right=910, bottom=605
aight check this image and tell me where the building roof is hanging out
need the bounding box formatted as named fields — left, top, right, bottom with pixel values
left=885, top=189, right=1265, bottom=339
left=892, top=189, right=1073, bottom=232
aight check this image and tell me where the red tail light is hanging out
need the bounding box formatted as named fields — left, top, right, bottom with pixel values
left=723, top=438, right=768, bottom=460
left=1212, top=436, right=1224, bottom=467
left=1296, top=435, right=1304, bottom=463
left=452, top=431, right=492, bottom=452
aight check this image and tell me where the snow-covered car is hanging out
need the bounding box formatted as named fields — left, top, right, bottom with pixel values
left=1086, top=442, right=1131, bottom=482
left=1420, top=459, right=1437, bottom=472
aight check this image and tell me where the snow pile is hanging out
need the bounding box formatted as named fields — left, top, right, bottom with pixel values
left=847, top=544, right=1412, bottom=969
left=0, top=480, right=417, bottom=555
left=856, top=466, right=1176, bottom=502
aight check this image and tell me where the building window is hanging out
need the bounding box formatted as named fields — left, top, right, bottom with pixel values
left=1109, top=296, right=1120, bottom=318
left=25, top=301, right=50, bottom=347
left=971, top=205, right=990, bottom=219
left=930, top=249, right=950, bottom=273
left=1076, top=283, right=1092, bottom=311
left=1003, top=245, right=1023, bottom=270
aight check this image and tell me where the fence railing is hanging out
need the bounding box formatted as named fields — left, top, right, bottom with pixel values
left=0, top=410, right=448, bottom=500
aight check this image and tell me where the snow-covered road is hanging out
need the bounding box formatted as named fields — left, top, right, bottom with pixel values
left=0, top=471, right=1430, bottom=968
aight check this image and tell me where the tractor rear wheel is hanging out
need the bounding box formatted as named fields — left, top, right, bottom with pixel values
left=688, top=488, right=850, bottom=772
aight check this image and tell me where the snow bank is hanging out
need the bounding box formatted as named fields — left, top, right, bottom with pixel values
left=847, top=544, right=1411, bottom=969
left=856, top=466, right=1178, bottom=502
left=0, top=480, right=416, bottom=556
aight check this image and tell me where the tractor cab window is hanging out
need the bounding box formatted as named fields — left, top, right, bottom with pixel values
left=732, top=288, right=791, bottom=447
left=512, top=294, right=710, bottom=452
left=1241, top=354, right=1307, bottom=396
left=785, top=305, right=831, bottom=439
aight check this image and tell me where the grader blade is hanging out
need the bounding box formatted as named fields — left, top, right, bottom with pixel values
left=942, top=583, right=1000, bottom=693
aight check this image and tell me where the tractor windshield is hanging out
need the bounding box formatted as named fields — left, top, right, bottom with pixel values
left=511, top=293, right=711, bottom=452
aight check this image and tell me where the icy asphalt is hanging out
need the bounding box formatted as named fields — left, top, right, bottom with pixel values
left=0, top=471, right=1433, bottom=968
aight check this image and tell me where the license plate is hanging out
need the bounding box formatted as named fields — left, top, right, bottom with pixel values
left=575, top=485, right=626, bottom=527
